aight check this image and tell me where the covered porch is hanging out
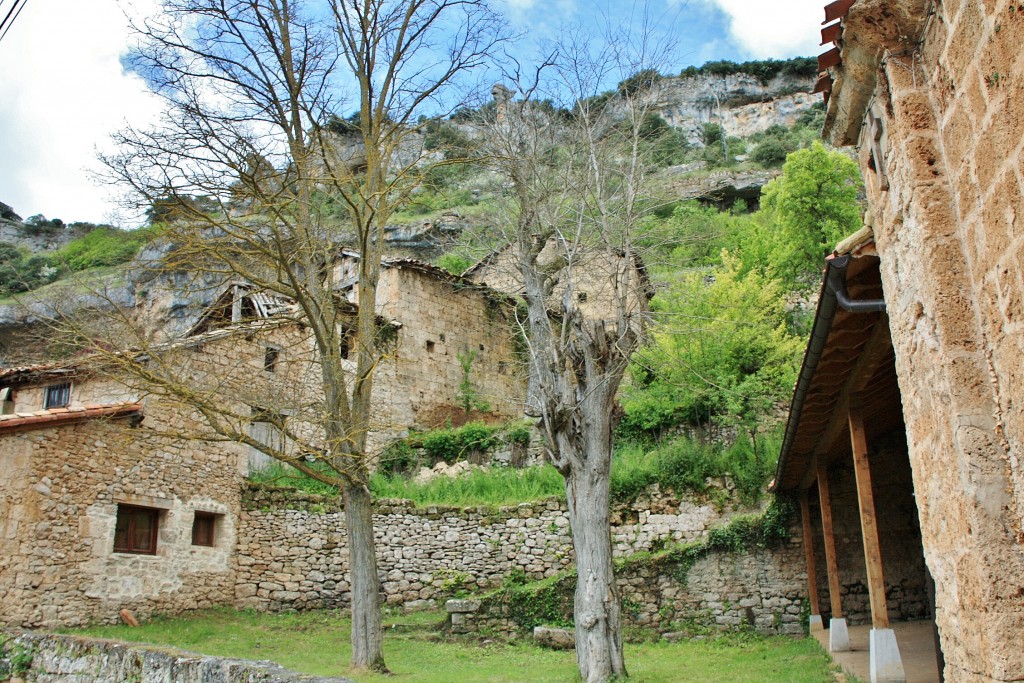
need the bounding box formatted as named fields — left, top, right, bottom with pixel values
left=773, top=239, right=944, bottom=683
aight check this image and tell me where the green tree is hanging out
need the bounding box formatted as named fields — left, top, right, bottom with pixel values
left=755, top=142, right=862, bottom=285
left=622, top=253, right=802, bottom=439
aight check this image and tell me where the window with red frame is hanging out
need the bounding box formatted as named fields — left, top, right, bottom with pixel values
left=113, top=505, right=159, bottom=554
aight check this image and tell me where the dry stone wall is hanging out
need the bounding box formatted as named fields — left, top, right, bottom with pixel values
left=233, top=484, right=742, bottom=612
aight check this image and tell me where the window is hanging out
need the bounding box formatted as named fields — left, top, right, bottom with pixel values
left=113, top=505, right=159, bottom=554
left=44, top=382, right=71, bottom=409
left=426, top=340, right=435, bottom=352
left=264, top=346, right=280, bottom=372
left=191, top=512, right=218, bottom=547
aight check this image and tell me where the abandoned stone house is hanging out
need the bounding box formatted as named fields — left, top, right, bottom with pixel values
left=0, top=256, right=528, bottom=629
left=774, top=1, right=1024, bottom=682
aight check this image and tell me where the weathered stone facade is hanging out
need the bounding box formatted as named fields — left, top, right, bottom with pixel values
left=0, top=401, right=244, bottom=629
left=820, top=1, right=1024, bottom=679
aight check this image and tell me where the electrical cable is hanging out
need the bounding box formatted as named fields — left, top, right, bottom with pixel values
left=0, top=0, right=30, bottom=47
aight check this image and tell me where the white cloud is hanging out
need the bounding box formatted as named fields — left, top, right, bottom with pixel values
left=702, top=0, right=825, bottom=59
left=0, top=0, right=162, bottom=224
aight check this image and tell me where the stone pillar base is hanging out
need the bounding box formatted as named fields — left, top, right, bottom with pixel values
left=830, top=617, right=850, bottom=652
left=869, top=628, right=906, bottom=682
left=809, top=614, right=824, bottom=632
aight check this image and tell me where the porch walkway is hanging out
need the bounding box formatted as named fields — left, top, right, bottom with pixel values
left=812, top=620, right=941, bottom=683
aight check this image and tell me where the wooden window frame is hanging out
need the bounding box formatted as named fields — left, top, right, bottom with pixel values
left=43, top=382, right=71, bottom=409
left=113, top=505, right=159, bottom=555
left=191, top=511, right=218, bottom=547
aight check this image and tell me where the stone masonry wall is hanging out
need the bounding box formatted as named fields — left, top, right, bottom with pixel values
left=447, top=536, right=811, bottom=638
left=838, top=1, right=1024, bottom=680
left=233, top=484, right=742, bottom=612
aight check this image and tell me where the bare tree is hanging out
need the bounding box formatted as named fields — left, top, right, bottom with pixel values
left=87, top=0, right=506, bottom=672
left=472, top=27, right=667, bottom=683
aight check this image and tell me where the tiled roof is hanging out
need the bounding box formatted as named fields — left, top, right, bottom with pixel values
left=0, top=402, right=143, bottom=434
left=0, top=363, right=73, bottom=382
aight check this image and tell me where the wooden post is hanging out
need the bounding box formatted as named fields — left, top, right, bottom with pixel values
left=817, top=461, right=850, bottom=652
left=800, top=490, right=822, bottom=629
left=816, top=464, right=843, bottom=620
left=849, top=402, right=905, bottom=681
left=848, top=403, right=890, bottom=629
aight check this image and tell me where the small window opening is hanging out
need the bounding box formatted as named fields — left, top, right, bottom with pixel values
left=264, top=346, right=280, bottom=372
left=439, top=333, right=446, bottom=342
left=426, top=340, right=435, bottom=352
left=191, top=512, right=219, bottom=547
left=478, top=344, right=484, bottom=351
left=498, top=361, right=507, bottom=375
left=44, top=382, right=71, bottom=409
left=113, top=505, right=159, bottom=555
left=577, top=291, right=588, bottom=302
left=340, top=334, right=351, bottom=359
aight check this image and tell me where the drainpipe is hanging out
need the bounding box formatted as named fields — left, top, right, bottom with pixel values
left=827, top=254, right=886, bottom=313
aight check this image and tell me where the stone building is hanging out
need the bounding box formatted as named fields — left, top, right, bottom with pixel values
left=0, top=257, right=527, bottom=629
left=775, top=1, right=1024, bottom=682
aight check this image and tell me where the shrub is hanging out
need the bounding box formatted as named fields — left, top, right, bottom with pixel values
left=419, top=421, right=500, bottom=464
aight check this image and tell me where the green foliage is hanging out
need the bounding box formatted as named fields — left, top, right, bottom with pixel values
left=617, top=68, right=664, bottom=97
left=456, top=350, right=490, bottom=413
left=752, top=142, right=862, bottom=286
left=609, top=433, right=780, bottom=506
left=50, top=226, right=152, bottom=271
left=493, top=573, right=576, bottom=630
left=248, top=462, right=340, bottom=496
left=680, top=57, right=819, bottom=85
left=420, top=421, right=500, bottom=464
left=436, top=252, right=472, bottom=275
left=0, top=242, right=54, bottom=295
left=622, top=254, right=802, bottom=437
left=369, top=464, right=564, bottom=508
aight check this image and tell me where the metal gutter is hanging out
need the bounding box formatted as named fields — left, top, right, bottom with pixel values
left=772, top=253, right=885, bottom=491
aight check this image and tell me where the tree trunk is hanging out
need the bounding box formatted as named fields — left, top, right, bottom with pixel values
left=565, top=451, right=626, bottom=682
left=342, top=483, right=386, bottom=672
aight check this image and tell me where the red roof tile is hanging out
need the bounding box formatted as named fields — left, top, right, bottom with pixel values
left=0, top=402, right=143, bottom=434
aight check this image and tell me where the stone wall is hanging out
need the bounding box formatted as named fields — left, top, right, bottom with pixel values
left=233, top=484, right=742, bottom=612
left=0, top=632, right=353, bottom=683
left=447, top=534, right=810, bottom=638
left=827, top=1, right=1024, bottom=680
left=808, top=434, right=930, bottom=626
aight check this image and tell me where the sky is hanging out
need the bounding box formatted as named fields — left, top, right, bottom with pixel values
left=0, top=0, right=826, bottom=226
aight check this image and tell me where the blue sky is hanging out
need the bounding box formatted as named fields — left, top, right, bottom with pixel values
left=0, top=0, right=825, bottom=225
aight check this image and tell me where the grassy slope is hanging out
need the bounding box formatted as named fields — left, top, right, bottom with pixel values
left=68, top=608, right=836, bottom=683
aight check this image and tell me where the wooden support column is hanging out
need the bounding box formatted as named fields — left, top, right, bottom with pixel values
left=816, top=462, right=849, bottom=652
left=849, top=401, right=905, bottom=682
left=799, top=490, right=823, bottom=631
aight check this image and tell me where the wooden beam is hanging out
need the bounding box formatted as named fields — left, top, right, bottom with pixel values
left=800, top=490, right=822, bottom=618
left=814, top=317, right=893, bottom=462
left=849, top=401, right=891, bottom=629
left=816, top=463, right=843, bottom=620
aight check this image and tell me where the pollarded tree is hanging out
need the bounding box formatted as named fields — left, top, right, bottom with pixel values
left=83, top=0, right=507, bottom=672
left=472, top=27, right=670, bottom=683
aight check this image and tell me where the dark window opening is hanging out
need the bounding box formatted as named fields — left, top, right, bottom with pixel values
left=440, top=333, right=446, bottom=342
left=44, top=382, right=71, bottom=409
left=264, top=346, right=279, bottom=372
left=192, top=512, right=218, bottom=547
left=426, top=340, right=435, bottom=352
left=113, top=505, right=159, bottom=555
left=478, top=344, right=484, bottom=351
left=577, top=291, right=588, bottom=302
left=340, top=331, right=352, bottom=359
left=498, top=361, right=507, bottom=375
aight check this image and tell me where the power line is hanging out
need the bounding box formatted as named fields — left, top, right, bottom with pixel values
left=0, top=0, right=30, bottom=47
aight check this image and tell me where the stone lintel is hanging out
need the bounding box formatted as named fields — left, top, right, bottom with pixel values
left=114, top=494, right=174, bottom=510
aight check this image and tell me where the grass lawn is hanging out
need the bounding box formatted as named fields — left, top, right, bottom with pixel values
left=68, top=608, right=837, bottom=683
